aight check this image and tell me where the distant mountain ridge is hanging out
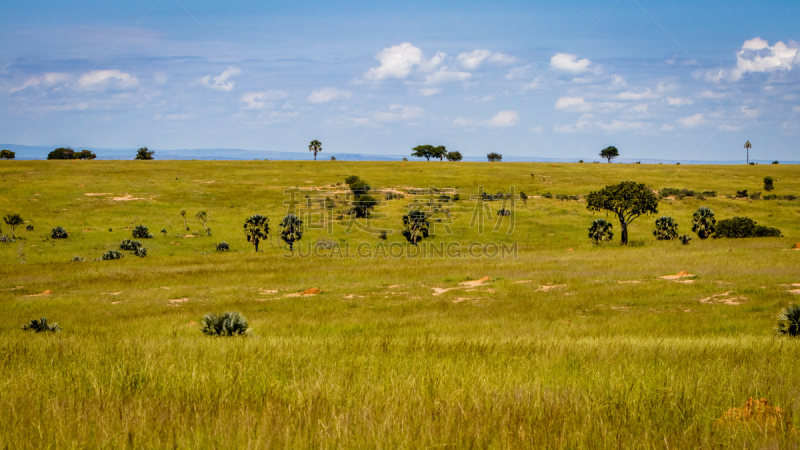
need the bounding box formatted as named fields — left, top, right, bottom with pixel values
left=1, top=144, right=795, bottom=164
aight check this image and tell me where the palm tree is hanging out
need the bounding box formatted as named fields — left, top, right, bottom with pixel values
left=279, top=214, right=303, bottom=250
left=691, top=207, right=716, bottom=239
left=243, top=215, right=269, bottom=252
left=309, top=140, right=322, bottom=161
left=588, top=219, right=613, bottom=244
left=744, top=140, right=751, bottom=164
left=653, top=216, right=679, bottom=240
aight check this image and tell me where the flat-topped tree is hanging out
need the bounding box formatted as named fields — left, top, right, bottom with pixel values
left=279, top=214, right=303, bottom=250
left=309, top=140, right=322, bottom=160
left=411, top=145, right=434, bottom=161
left=3, top=214, right=23, bottom=239
left=600, top=146, right=619, bottom=163
left=244, top=215, right=269, bottom=252
left=586, top=181, right=658, bottom=245
left=446, top=151, right=462, bottom=161
left=487, top=152, right=502, bottom=162
left=431, top=146, right=447, bottom=161
left=0, top=150, right=15, bottom=160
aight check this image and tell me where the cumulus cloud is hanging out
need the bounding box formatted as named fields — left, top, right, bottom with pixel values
left=242, top=90, right=289, bottom=109
left=661, top=124, right=675, bottom=131
left=424, top=66, right=471, bottom=84
left=555, top=96, right=589, bottom=112
left=698, top=90, right=726, bottom=99
left=667, top=97, right=693, bottom=106
left=617, top=89, right=657, bottom=101
left=419, top=52, right=447, bottom=72
left=458, top=49, right=492, bottom=70
left=553, top=120, right=644, bottom=133
left=678, top=113, right=706, bottom=128
left=194, top=66, right=241, bottom=92
left=419, top=87, right=442, bottom=96
left=364, top=43, right=423, bottom=80
left=10, top=72, right=70, bottom=93
left=488, top=53, right=519, bottom=65
left=373, top=104, right=424, bottom=122
left=482, top=110, right=519, bottom=127
left=730, top=37, right=799, bottom=81
left=633, top=104, right=648, bottom=112
left=453, top=117, right=473, bottom=126
left=308, top=87, right=353, bottom=103
left=550, top=53, right=592, bottom=73
left=505, top=64, right=532, bottom=80
left=78, top=70, right=138, bottom=91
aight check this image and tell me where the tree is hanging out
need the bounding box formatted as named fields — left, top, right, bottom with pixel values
left=487, top=152, right=502, bottom=162
left=352, top=194, right=378, bottom=218
left=586, top=181, right=658, bottom=245
left=134, top=147, right=154, bottom=160
left=330, top=156, right=336, bottom=161
left=401, top=210, right=430, bottom=246
left=653, top=216, right=679, bottom=240
left=446, top=151, right=463, bottom=161
left=74, top=150, right=96, bottom=160
left=430, top=146, right=447, bottom=161
left=0, top=150, right=15, bottom=160
left=279, top=214, right=303, bottom=250
left=243, top=215, right=269, bottom=252
left=411, top=145, right=434, bottom=161
left=520, top=191, right=528, bottom=206
left=691, top=207, right=716, bottom=239
left=764, top=176, right=774, bottom=191
left=600, top=146, right=619, bottom=163
left=3, top=214, right=23, bottom=239
left=196, top=211, right=210, bottom=235
left=47, top=147, right=75, bottom=160
left=713, top=217, right=781, bottom=238
left=309, top=140, right=322, bottom=161
left=180, top=210, right=188, bottom=230
left=588, top=218, right=613, bottom=244
left=744, top=140, right=751, bottom=165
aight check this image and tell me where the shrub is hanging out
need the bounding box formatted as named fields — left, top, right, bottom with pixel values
left=133, top=246, right=147, bottom=258
left=660, top=188, right=696, bottom=198
left=345, top=175, right=361, bottom=185
left=378, top=231, right=388, bottom=240
left=102, top=250, right=124, bottom=260
left=713, top=217, right=782, bottom=238
left=679, top=235, right=692, bottom=245
left=71, top=256, right=85, bottom=262
left=764, top=177, right=774, bottom=192
left=541, top=192, right=553, bottom=199
left=772, top=161, right=779, bottom=164
left=653, top=216, right=679, bottom=240
left=51, top=227, right=68, bottom=239
left=161, top=228, right=167, bottom=235
left=735, top=190, right=748, bottom=198
left=119, top=239, right=141, bottom=251
left=775, top=304, right=800, bottom=337
left=26, top=224, right=33, bottom=231
left=588, top=219, right=613, bottom=244
left=201, top=312, right=251, bottom=337
left=749, top=191, right=761, bottom=200
left=692, top=207, right=716, bottom=239
left=132, top=225, right=153, bottom=239
left=497, top=208, right=511, bottom=216
left=22, top=317, right=61, bottom=333
left=216, top=241, right=230, bottom=251
left=702, top=191, right=717, bottom=197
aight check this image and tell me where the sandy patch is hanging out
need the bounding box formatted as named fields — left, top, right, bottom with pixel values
left=661, top=271, right=694, bottom=280
left=535, top=284, right=566, bottom=292
left=102, top=291, right=123, bottom=296
left=184, top=235, right=195, bottom=238
left=432, top=277, right=492, bottom=296
left=788, top=289, right=800, bottom=295
left=387, top=284, right=400, bottom=289
left=24, top=290, right=53, bottom=297
left=674, top=280, right=695, bottom=284
left=81, top=229, right=92, bottom=232
left=170, top=242, right=180, bottom=245
left=111, top=194, right=145, bottom=201
left=259, top=289, right=278, bottom=294
left=285, top=287, right=322, bottom=297
left=29, top=199, right=38, bottom=202
left=460, top=276, right=491, bottom=287
left=169, top=298, right=189, bottom=304
left=84, top=193, right=111, bottom=196
left=1, top=286, right=25, bottom=291
left=453, top=297, right=488, bottom=303
left=567, top=248, right=574, bottom=251
left=618, top=280, right=640, bottom=284
left=111, top=301, right=122, bottom=305
left=698, top=291, right=745, bottom=305
left=515, top=280, right=533, bottom=284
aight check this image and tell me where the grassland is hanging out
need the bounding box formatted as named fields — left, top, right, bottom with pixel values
left=1, top=159, right=799, bottom=448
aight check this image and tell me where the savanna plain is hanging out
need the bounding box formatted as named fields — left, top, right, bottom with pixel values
left=1, top=159, right=799, bottom=449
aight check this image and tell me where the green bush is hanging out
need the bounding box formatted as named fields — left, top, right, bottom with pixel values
left=132, top=225, right=153, bottom=239
left=216, top=241, right=230, bottom=251
left=133, top=247, right=147, bottom=258
left=70, top=256, right=85, bottom=262
left=102, top=250, right=124, bottom=260
left=775, top=304, right=800, bottom=337
left=679, top=235, right=692, bottom=245
left=119, top=239, right=141, bottom=251
left=588, top=219, right=613, bottom=244
left=22, top=317, right=61, bottom=333
left=26, top=224, right=33, bottom=231
left=51, top=227, right=68, bottom=239
left=691, top=207, right=716, bottom=239
left=713, top=217, right=782, bottom=238
left=201, top=312, right=251, bottom=337
left=653, top=216, right=679, bottom=240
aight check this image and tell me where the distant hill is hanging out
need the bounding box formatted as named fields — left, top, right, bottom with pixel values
left=1, top=144, right=795, bottom=164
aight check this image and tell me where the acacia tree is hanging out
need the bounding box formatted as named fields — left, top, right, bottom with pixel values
left=411, top=145, right=433, bottom=161
left=446, top=151, right=462, bottom=161
left=586, top=181, right=658, bottom=245
left=134, top=147, right=154, bottom=160
left=3, top=214, right=24, bottom=239
left=588, top=218, right=613, bottom=244
left=243, top=215, right=269, bottom=252
left=309, top=140, right=322, bottom=160
left=401, top=210, right=430, bottom=246
left=0, top=150, right=15, bottom=160
left=691, top=207, right=716, bottom=239
left=600, top=146, right=619, bottom=163
left=653, top=216, right=679, bottom=240
left=487, top=152, right=502, bottom=162
left=279, top=214, right=303, bottom=250
left=196, top=211, right=210, bottom=235
left=431, top=146, right=447, bottom=161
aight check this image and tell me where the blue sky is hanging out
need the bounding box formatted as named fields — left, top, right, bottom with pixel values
left=1, top=0, right=799, bottom=161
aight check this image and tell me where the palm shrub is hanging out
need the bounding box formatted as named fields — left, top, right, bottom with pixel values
left=22, top=317, right=61, bottom=333
left=692, top=207, right=716, bottom=239
left=653, top=216, right=679, bottom=240
left=244, top=215, right=269, bottom=252
left=679, top=235, right=692, bottom=245
left=132, top=225, right=153, bottom=238
left=102, top=250, right=124, bottom=260
left=588, top=219, right=613, bottom=244
left=133, top=246, right=147, bottom=257
left=51, top=227, right=68, bottom=239
left=279, top=214, right=303, bottom=250
left=201, top=311, right=251, bottom=337
left=775, top=304, right=800, bottom=337
left=26, top=224, right=33, bottom=231
left=119, top=239, right=141, bottom=251
left=401, top=210, right=430, bottom=246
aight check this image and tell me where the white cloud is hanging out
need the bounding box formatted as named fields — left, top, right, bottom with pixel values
left=667, top=97, right=693, bottom=106
left=458, top=49, right=492, bottom=70
left=550, top=53, right=592, bottom=73
left=483, top=110, right=519, bottom=127
left=424, top=66, right=471, bottom=84
left=612, top=75, right=627, bottom=87
left=154, top=72, right=168, bottom=85
left=419, top=87, right=442, bottom=96
left=194, top=66, right=241, bottom=92
left=552, top=120, right=643, bottom=133
left=505, top=65, right=532, bottom=80
left=678, top=113, right=706, bottom=128
left=718, top=124, right=743, bottom=131
left=661, top=124, right=675, bottom=131
left=596, top=120, right=644, bottom=132
left=10, top=72, right=70, bottom=93
left=419, top=52, right=447, bottom=72
left=78, top=70, right=138, bottom=91
left=529, top=125, right=544, bottom=133
left=555, top=96, right=589, bottom=112
left=242, top=90, right=288, bottom=109
left=373, top=104, right=424, bottom=122
left=453, top=117, right=473, bottom=126
left=617, top=89, right=657, bottom=101
left=488, top=53, right=519, bottom=65
left=553, top=121, right=589, bottom=133
left=308, top=87, right=353, bottom=103
left=698, top=90, right=726, bottom=99
left=740, top=106, right=760, bottom=118
left=154, top=113, right=192, bottom=121
left=364, top=43, right=423, bottom=80
left=793, top=106, right=800, bottom=112
left=464, top=95, right=495, bottom=102
left=730, top=37, right=799, bottom=81
left=633, top=104, right=648, bottom=113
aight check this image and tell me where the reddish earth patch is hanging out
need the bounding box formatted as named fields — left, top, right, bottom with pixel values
left=24, top=290, right=53, bottom=297
left=717, top=398, right=796, bottom=434
left=302, top=287, right=321, bottom=295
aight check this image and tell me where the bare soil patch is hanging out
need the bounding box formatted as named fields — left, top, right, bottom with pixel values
left=698, top=291, right=745, bottom=305
left=24, top=290, right=53, bottom=297
left=661, top=271, right=694, bottom=280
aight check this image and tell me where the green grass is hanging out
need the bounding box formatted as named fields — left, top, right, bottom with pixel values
left=1, top=160, right=799, bottom=448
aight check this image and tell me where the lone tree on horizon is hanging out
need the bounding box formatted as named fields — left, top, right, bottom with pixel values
left=600, top=146, right=619, bottom=163
left=0, top=150, right=15, bottom=160
left=135, top=147, right=154, bottom=160
left=487, top=152, right=502, bottom=162
left=744, top=140, right=752, bottom=164
left=309, top=140, right=322, bottom=160
left=446, top=151, right=462, bottom=161
left=586, top=181, right=658, bottom=245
